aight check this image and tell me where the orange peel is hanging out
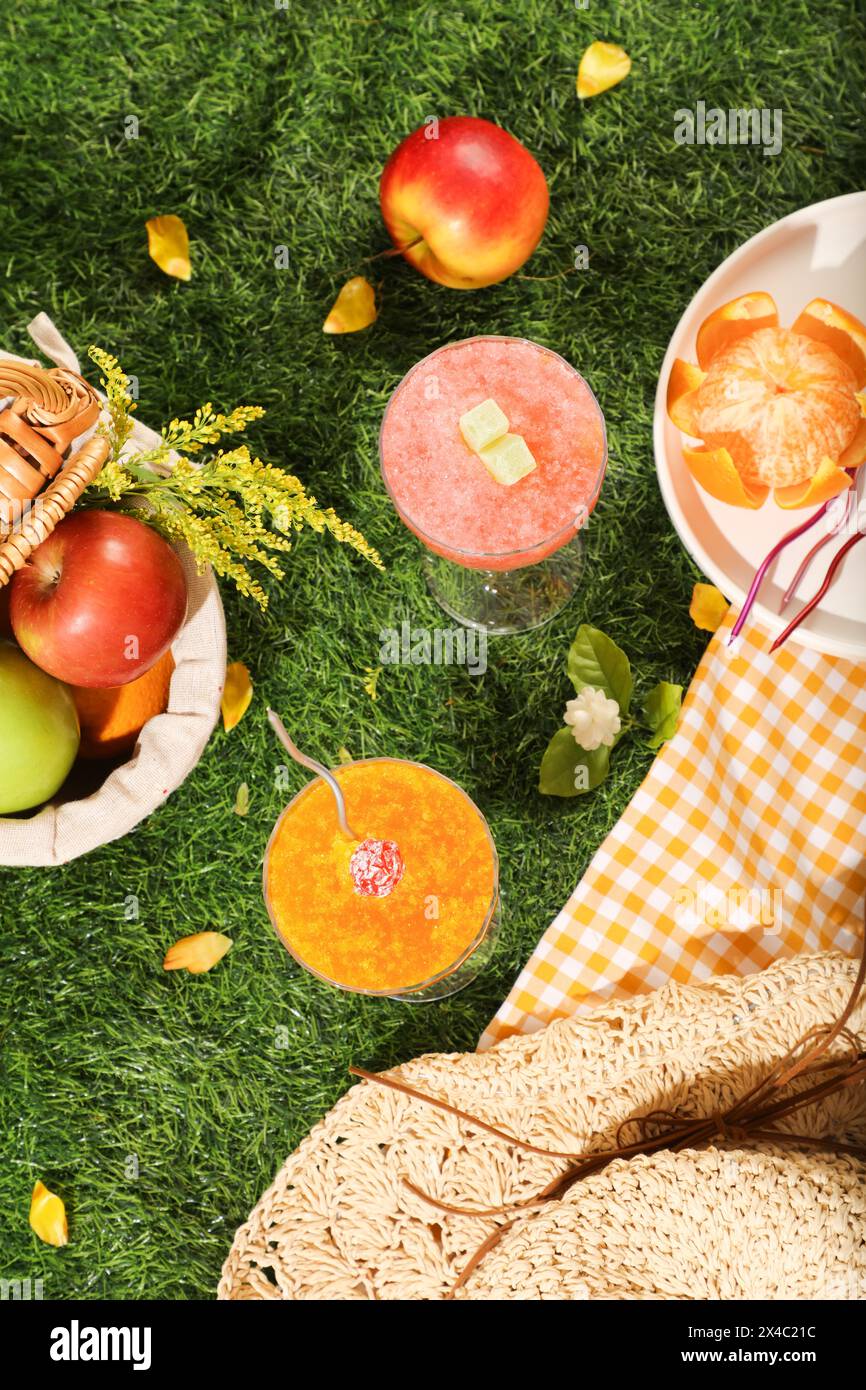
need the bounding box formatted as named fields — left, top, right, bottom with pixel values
left=695, top=291, right=778, bottom=371
left=791, top=298, right=866, bottom=390
left=682, top=444, right=768, bottom=508
left=773, top=455, right=854, bottom=510
left=666, top=358, right=705, bottom=434
left=838, top=417, right=866, bottom=470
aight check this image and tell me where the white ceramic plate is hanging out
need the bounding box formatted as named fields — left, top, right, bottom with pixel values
left=654, top=191, right=866, bottom=659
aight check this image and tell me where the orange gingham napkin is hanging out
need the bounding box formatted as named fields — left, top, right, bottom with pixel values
left=479, top=611, right=866, bottom=1050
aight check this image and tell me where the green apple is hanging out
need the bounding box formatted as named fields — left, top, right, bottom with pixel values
left=0, top=640, right=80, bottom=814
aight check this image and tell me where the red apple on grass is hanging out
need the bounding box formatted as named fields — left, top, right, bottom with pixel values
left=10, top=511, right=187, bottom=688
left=380, top=115, right=549, bottom=289
left=0, top=640, right=80, bottom=814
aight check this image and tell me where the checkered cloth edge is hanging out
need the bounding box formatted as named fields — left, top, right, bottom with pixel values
left=480, top=613, right=866, bottom=1050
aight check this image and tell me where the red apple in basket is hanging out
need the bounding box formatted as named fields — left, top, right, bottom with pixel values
left=379, top=115, right=549, bottom=289
left=10, top=510, right=187, bottom=688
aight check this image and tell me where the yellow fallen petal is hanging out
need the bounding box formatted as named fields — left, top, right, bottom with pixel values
left=163, top=932, right=232, bottom=974
left=690, top=582, right=729, bottom=633
left=233, top=781, right=250, bottom=817
left=577, top=42, right=631, bottom=100
left=146, top=215, right=191, bottom=281
left=323, top=276, right=377, bottom=334
left=222, top=661, right=253, bottom=732
left=30, top=1181, right=68, bottom=1247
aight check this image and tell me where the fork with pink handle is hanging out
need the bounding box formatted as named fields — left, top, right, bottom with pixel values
left=728, top=471, right=864, bottom=651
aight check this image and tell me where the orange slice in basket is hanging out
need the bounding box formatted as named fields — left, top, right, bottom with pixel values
left=682, top=444, right=769, bottom=508
left=695, top=292, right=779, bottom=371
left=72, top=649, right=175, bottom=759
left=774, top=454, right=854, bottom=509
left=666, top=358, right=706, bottom=434
left=791, top=298, right=866, bottom=390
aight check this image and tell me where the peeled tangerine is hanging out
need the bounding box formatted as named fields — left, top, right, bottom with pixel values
left=667, top=293, right=866, bottom=508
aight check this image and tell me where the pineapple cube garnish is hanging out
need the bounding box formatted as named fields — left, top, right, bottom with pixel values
left=478, top=433, right=537, bottom=486
left=459, top=397, right=509, bottom=453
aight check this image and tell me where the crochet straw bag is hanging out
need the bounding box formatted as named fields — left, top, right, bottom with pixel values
left=218, top=951, right=866, bottom=1300
left=0, top=316, right=226, bottom=867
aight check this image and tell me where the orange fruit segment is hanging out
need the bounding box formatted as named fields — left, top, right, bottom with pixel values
left=695, top=292, right=779, bottom=370
left=666, top=358, right=706, bottom=434
left=72, top=649, right=175, bottom=760
left=682, top=444, right=768, bottom=508
left=791, top=299, right=866, bottom=390
left=774, top=455, right=854, bottom=510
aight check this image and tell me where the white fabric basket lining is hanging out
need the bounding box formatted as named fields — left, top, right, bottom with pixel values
left=0, top=314, right=226, bottom=867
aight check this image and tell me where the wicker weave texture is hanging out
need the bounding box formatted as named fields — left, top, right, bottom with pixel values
left=0, top=361, right=65, bottom=411
left=0, top=435, right=109, bottom=586
left=219, top=951, right=866, bottom=1300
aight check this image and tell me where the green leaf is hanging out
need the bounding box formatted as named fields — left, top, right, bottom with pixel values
left=643, top=681, right=683, bottom=749
left=233, top=782, right=251, bottom=816
left=566, top=625, right=632, bottom=713
left=539, top=727, right=611, bottom=797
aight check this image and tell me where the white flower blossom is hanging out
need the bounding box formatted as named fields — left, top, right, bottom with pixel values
left=564, top=685, right=621, bottom=751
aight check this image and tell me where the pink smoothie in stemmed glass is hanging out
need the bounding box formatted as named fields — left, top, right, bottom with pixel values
left=379, top=336, right=607, bottom=572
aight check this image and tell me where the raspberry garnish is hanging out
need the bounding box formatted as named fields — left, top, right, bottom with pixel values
left=349, top=838, right=404, bottom=898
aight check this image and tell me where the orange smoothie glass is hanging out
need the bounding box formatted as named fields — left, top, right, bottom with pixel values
left=263, top=758, right=500, bottom=1000
left=380, top=335, right=607, bottom=633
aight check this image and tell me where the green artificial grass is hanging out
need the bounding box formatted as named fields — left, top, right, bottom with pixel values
left=0, top=0, right=864, bottom=1300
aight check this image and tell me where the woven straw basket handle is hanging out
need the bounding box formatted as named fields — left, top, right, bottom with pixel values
left=0, top=361, right=70, bottom=414
left=0, top=353, right=109, bottom=589
left=0, top=434, right=110, bottom=588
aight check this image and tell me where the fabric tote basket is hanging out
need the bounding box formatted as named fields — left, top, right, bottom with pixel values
left=0, top=315, right=226, bottom=867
